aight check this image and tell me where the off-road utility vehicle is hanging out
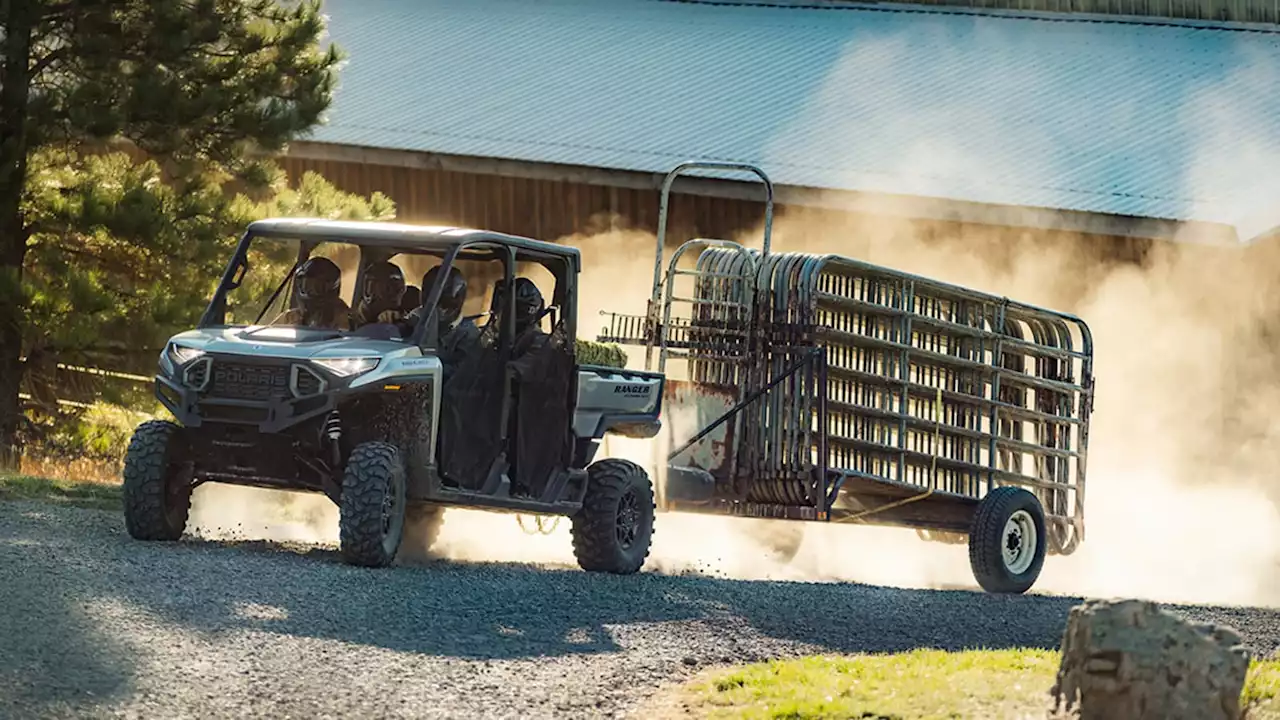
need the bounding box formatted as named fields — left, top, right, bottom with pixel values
left=124, top=220, right=664, bottom=570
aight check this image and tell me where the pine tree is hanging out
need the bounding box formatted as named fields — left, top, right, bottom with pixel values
left=0, top=0, right=347, bottom=466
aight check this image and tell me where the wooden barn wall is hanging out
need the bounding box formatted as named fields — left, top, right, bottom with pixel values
left=280, top=156, right=1152, bottom=268
left=281, top=157, right=764, bottom=245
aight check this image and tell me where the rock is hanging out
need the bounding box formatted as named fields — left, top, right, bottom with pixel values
left=1050, top=598, right=1252, bottom=720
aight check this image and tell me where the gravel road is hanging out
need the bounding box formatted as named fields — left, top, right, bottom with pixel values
left=3, top=500, right=1280, bottom=719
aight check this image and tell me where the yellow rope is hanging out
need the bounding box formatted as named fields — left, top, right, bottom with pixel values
left=836, top=386, right=942, bottom=523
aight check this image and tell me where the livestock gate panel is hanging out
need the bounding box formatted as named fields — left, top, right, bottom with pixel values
left=683, top=249, right=1094, bottom=548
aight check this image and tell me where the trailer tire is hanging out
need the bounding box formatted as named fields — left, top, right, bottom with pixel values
left=122, top=420, right=192, bottom=541
left=968, top=486, right=1047, bottom=594
left=339, top=441, right=407, bottom=568
left=571, top=459, right=655, bottom=574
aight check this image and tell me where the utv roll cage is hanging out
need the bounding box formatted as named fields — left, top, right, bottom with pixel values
left=197, top=218, right=583, bottom=349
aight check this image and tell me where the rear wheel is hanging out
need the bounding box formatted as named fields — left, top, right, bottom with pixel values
left=339, top=442, right=407, bottom=568
left=122, top=420, right=192, bottom=541
left=571, top=459, right=655, bottom=574
left=968, top=486, right=1047, bottom=594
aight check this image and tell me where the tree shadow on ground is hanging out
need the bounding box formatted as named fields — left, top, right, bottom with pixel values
left=7, top=504, right=1094, bottom=664
left=0, top=504, right=138, bottom=716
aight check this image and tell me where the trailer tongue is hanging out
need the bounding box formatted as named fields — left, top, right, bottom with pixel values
left=600, top=161, right=1096, bottom=595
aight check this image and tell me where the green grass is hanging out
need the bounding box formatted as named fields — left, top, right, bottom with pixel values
left=678, top=649, right=1280, bottom=720
left=0, top=473, right=122, bottom=511
left=1248, top=659, right=1280, bottom=719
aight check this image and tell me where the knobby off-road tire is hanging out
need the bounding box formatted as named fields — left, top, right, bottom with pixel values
left=968, top=486, right=1048, bottom=595
left=404, top=502, right=445, bottom=553
left=339, top=441, right=408, bottom=568
left=122, top=420, right=192, bottom=541
left=571, top=459, right=655, bottom=574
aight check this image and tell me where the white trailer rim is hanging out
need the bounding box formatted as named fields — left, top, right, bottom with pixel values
left=1002, top=509, right=1037, bottom=575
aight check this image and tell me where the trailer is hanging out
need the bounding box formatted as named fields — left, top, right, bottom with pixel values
left=599, top=162, right=1096, bottom=594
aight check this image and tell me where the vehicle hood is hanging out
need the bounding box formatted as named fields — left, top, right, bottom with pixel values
left=167, top=326, right=419, bottom=361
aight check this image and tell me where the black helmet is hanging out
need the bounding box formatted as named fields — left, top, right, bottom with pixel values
left=360, top=261, right=406, bottom=312
left=510, top=277, right=545, bottom=333
left=295, top=256, right=342, bottom=305
left=423, top=265, right=467, bottom=327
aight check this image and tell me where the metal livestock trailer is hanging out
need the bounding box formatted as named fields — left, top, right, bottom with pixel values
left=598, top=161, right=1096, bottom=594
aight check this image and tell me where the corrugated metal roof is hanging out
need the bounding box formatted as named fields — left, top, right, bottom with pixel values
left=310, top=0, right=1280, bottom=242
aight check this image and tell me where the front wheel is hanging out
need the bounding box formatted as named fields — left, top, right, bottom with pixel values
left=122, top=420, right=192, bottom=541
left=968, top=486, right=1048, bottom=594
left=571, top=459, right=655, bottom=574
left=339, top=442, right=407, bottom=568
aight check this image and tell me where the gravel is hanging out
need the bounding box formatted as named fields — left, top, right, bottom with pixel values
left=3, top=499, right=1280, bottom=719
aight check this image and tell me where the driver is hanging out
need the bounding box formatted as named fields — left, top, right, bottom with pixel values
left=352, top=261, right=407, bottom=327
left=273, top=256, right=351, bottom=329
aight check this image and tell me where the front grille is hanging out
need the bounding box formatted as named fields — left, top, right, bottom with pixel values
left=208, top=360, right=290, bottom=400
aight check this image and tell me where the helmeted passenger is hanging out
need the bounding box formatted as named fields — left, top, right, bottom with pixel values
left=508, top=277, right=548, bottom=356
left=416, top=265, right=480, bottom=361
left=352, top=261, right=407, bottom=327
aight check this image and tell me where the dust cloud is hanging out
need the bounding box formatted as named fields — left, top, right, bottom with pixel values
left=186, top=203, right=1280, bottom=608
left=187, top=31, right=1280, bottom=609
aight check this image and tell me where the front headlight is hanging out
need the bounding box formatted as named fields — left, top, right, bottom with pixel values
left=312, top=357, right=381, bottom=378
left=167, top=343, right=205, bottom=366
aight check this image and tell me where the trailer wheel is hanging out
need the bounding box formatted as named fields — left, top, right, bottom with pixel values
left=122, top=420, right=192, bottom=541
left=968, top=486, right=1047, bottom=594
left=571, top=459, right=655, bottom=574
left=339, top=441, right=407, bottom=568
